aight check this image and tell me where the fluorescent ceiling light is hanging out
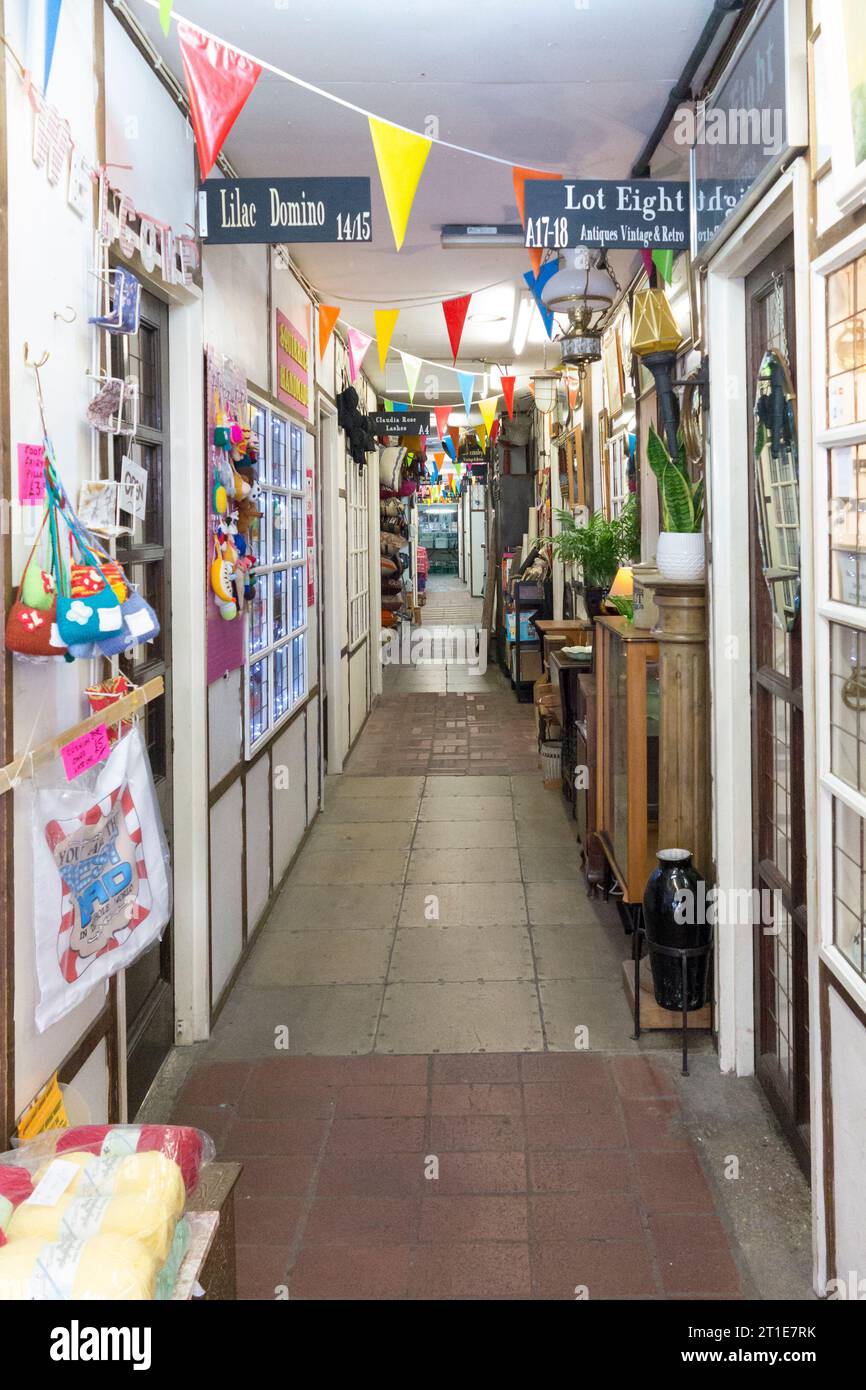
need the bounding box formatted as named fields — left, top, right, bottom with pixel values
left=512, top=295, right=533, bottom=356
left=441, top=224, right=525, bottom=248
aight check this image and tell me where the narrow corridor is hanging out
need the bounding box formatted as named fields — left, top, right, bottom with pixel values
left=148, top=576, right=810, bottom=1300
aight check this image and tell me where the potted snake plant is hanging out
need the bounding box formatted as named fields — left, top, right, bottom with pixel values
left=647, top=424, right=705, bottom=581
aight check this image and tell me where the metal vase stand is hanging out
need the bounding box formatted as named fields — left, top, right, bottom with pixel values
left=631, top=911, right=713, bottom=1077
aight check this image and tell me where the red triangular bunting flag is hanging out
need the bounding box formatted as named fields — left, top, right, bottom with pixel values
left=500, top=375, right=516, bottom=418
left=442, top=294, right=471, bottom=363
left=490, top=419, right=501, bottom=447
left=434, top=405, right=451, bottom=441
left=178, top=23, right=261, bottom=180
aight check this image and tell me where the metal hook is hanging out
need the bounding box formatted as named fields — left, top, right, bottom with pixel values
left=23, top=342, right=50, bottom=369
left=53, top=306, right=76, bottom=324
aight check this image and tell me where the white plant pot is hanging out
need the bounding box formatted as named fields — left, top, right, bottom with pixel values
left=656, top=531, right=705, bottom=581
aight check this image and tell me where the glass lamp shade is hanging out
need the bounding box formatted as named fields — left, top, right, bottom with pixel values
left=531, top=374, right=558, bottom=413
left=541, top=248, right=614, bottom=316
left=608, top=565, right=634, bottom=599
left=632, top=288, right=683, bottom=356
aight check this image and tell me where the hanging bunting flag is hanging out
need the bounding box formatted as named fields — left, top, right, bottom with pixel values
left=442, top=435, right=456, bottom=461
left=476, top=427, right=487, bottom=451
left=374, top=308, right=399, bottom=371
left=392, top=400, right=408, bottom=412
left=443, top=295, right=472, bottom=363
left=159, top=0, right=173, bottom=35
left=490, top=418, right=501, bottom=447
left=346, top=326, right=372, bottom=383
left=368, top=117, right=431, bottom=251
left=434, top=452, right=445, bottom=469
left=500, top=375, right=516, bottom=419
left=652, top=249, right=674, bottom=285
left=400, top=351, right=423, bottom=405
left=523, top=261, right=558, bottom=339
left=457, top=370, right=475, bottom=417
left=318, top=304, right=340, bottom=359
left=641, top=249, right=655, bottom=280
left=478, top=396, right=499, bottom=439
left=434, top=405, right=451, bottom=441
left=512, top=166, right=560, bottom=277
left=178, top=23, right=262, bottom=180
left=44, top=0, right=63, bottom=93
left=567, top=381, right=580, bottom=411
left=448, top=425, right=462, bottom=456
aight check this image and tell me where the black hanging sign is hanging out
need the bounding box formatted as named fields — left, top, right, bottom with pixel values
left=369, top=412, right=432, bottom=437
left=198, top=178, right=372, bottom=244
left=523, top=180, right=689, bottom=252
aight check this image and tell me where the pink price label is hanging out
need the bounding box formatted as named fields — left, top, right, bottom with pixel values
left=18, top=444, right=46, bottom=505
left=61, top=724, right=111, bottom=782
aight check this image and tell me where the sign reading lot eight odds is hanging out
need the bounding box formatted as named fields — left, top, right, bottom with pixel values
left=523, top=180, right=690, bottom=251
left=198, top=178, right=372, bottom=244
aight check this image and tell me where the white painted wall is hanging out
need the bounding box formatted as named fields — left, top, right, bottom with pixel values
left=828, top=988, right=866, bottom=1283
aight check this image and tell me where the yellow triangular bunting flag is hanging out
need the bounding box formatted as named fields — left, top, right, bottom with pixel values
left=478, top=396, right=499, bottom=438
left=476, top=425, right=487, bottom=450
left=368, top=117, right=432, bottom=251
left=374, top=308, right=399, bottom=371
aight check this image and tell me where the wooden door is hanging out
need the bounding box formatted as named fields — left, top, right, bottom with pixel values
left=745, top=237, right=810, bottom=1172
left=111, top=288, right=174, bottom=1116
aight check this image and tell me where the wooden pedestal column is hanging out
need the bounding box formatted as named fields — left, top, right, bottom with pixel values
left=641, top=577, right=711, bottom=878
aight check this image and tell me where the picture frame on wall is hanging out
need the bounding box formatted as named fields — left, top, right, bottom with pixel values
left=823, top=0, right=866, bottom=215
left=602, top=330, right=623, bottom=418
left=598, top=407, right=610, bottom=516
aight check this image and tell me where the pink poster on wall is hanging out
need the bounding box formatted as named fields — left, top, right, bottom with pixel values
left=276, top=310, right=310, bottom=420
left=206, top=347, right=247, bottom=685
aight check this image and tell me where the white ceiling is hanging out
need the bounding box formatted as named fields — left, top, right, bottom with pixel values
left=127, top=0, right=716, bottom=394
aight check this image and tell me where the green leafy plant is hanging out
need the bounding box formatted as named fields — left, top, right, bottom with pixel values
left=552, top=493, right=640, bottom=589
left=607, top=595, right=634, bottom=622
left=647, top=424, right=704, bottom=533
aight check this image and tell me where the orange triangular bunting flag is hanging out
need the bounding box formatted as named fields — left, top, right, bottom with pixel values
left=318, top=305, right=340, bottom=359
left=513, top=166, right=560, bottom=280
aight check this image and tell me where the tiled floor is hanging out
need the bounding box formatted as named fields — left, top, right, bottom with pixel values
left=151, top=575, right=810, bottom=1299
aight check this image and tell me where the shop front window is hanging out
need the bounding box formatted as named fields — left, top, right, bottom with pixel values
left=245, top=401, right=308, bottom=754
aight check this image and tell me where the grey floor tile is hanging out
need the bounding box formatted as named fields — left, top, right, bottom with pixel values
left=413, top=821, right=517, bottom=849
left=407, top=846, right=522, bottom=884
left=293, top=848, right=409, bottom=885
left=422, top=776, right=511, bottom=797
left=306, top=821, right=415, bottom=850
left=328, top=775, right=425, bottom=798
left=247, top=928, right=394, bottom=986
left=388, top=924, right=534, bottom=983
left=539, top=979, right=637, bottom=1052
left=531, top=924, right=626, bottom=981
left=317, top=798, right=420, bottom=823
left=419, top=795, right=514, bottom=822
left=376, top=981, right=543, bottom=1053
left=519, top=846, right=582, bottom=882
left=525, top=880, right=599, bottom=925
left=268, top=884, right=403, bottom=930
left=398, top=882, right=528, bottom=928
left=207, top=984, right=385, bottom=1057
left=515, top=819, right=577, bottom=848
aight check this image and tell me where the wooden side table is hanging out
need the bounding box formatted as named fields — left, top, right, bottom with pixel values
left=184, top=1160, right=242, bottom=1300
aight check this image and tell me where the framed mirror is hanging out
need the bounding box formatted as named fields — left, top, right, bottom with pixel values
left=753, top=348, right=800, bottom=632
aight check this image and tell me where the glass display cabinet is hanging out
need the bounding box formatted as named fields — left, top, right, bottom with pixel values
left=595, top=616, right=660, bottom=904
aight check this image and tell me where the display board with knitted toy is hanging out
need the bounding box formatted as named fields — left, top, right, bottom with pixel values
left=206, top=348, right=260, bottom=683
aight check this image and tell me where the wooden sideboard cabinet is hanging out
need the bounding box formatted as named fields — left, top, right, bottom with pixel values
left=574, top=671, right=607, bottom=895
left=595, top=617, right=661, bottom=904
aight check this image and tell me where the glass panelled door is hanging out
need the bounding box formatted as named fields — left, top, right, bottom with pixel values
left=745, top=237, right=810, bottom=1171
left=111, top=287, right=174, bottom=1116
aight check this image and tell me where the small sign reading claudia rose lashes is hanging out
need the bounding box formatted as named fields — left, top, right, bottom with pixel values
left=523, top=179, right=690, bottom=251
left=198, top=178, right=372, bottom=244
left=369, top=412, right=432, bottom=437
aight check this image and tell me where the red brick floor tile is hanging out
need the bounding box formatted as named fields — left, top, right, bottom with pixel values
left=523, top=1079, right=615, bottom=1113
left=290, top=1244, right=411, bottom=1299
left=650, top=1213, right=741, bottom=1295
left=524, top=1102, right=626, bottom=1151
left=621, top=1098, right=690, bottom=1151
left=528, top=1150, right=634, bottom=1194
left=431, top=1054, right=521, bottom=1084
left=316, top=1151, right=426, bottom=1197
left=235, top=1245, right=291, bottom=1300
left=408, top=1242, right=531, bottom=1299
left=170, top=1103, right=235, bottom=1149
left=532, top=1240, right=657, bottom=1299
left=234, top=1196, right=305, bottom=1246
left=249, top=1055, right=428, bottom=1087
left=234, top=1154, right=317, bottom=1200
left=304, top=1197, right=418, bottom=1246
left=238, top=1083, right=338, bottom=1119
left=530, top=1192, right=644, bottom=1243
left=519, top=1053, right=612, bottom=1090
left=611, top=1055, right=679, bottom=1099
left=430, top=1083, right=523, bottom=1116
left=433, top=1152, right=527, bottom=1193
left=634, top=1150, right=717, bottom=1213
left=221, top=1117, right=328, bottom=1156
left=175, top=1061, right=251, bottom=1107
left=429, top=1113, right=526, bottom=1151
left=328, top=1116, right=426, bottom=1153
left=419, top=1195, right=528, bottom=1243
left=335, top=1084, right=428, bottom=1117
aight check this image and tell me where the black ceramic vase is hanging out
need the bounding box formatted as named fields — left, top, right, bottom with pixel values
left=582, top=585, right=608, bottom=619
left=642, top=849, right=711, bottom=1012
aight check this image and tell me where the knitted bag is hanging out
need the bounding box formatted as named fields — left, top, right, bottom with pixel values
left=4, top=507, right=66, bottom=658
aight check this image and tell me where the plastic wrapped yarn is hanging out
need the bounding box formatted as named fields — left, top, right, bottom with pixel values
left=53, top=1125, right=208, bottom=1194
left=0, top=1165, right=33, bottom=1246
left=0, top=1232, right=158, bottom=1300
